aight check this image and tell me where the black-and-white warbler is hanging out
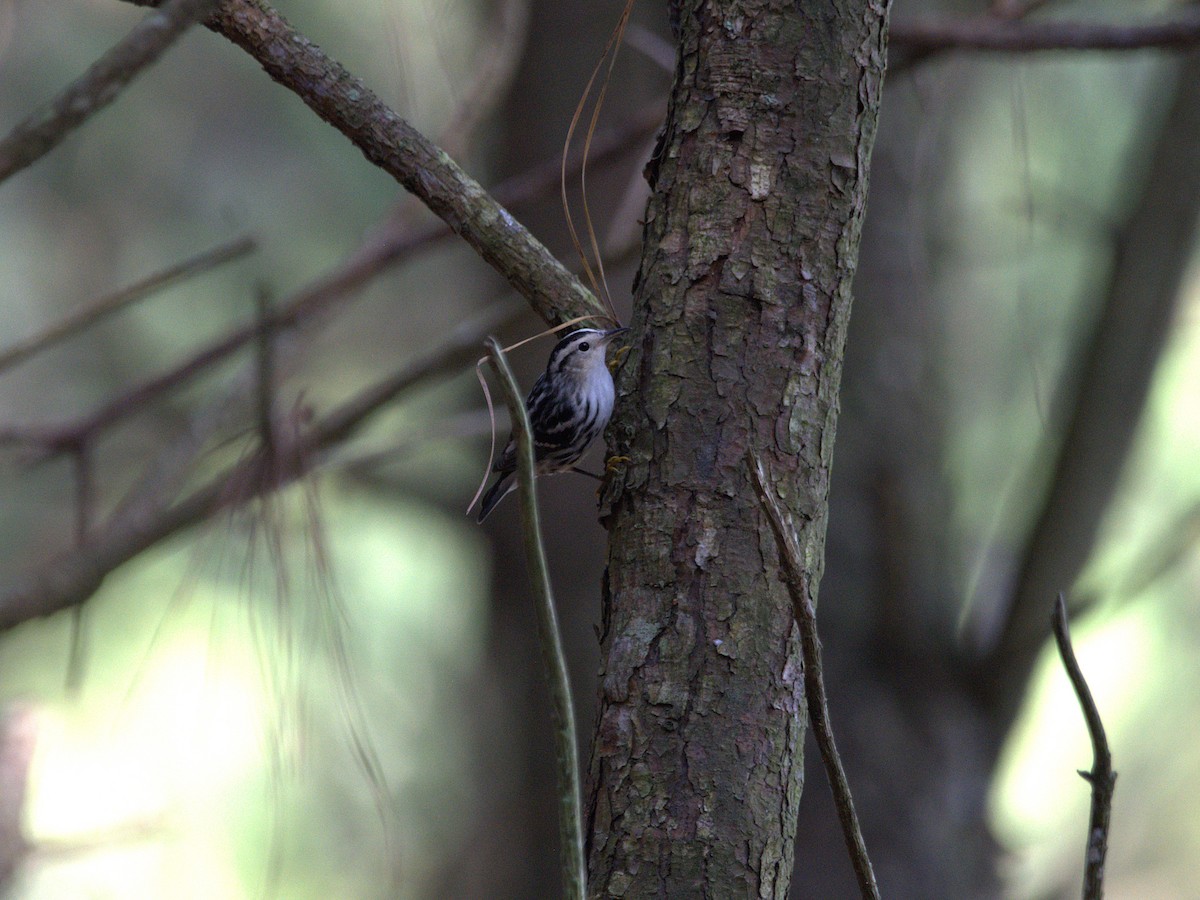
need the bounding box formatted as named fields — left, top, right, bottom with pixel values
left=476, top=326, right=628, bottom=523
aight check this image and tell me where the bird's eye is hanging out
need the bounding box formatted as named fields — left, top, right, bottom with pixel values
left=579, top=342, right=591, bottom=352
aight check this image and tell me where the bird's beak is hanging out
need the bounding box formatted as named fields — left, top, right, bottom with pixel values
left=602, top=326, right=630, bottom=341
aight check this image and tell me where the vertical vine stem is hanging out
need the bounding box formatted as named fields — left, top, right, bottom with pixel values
left=483, top=337, right=586, bottom=899
left=748, top=452, right=880, bottom=900
left=1051, top=592, right=1116, bottom=900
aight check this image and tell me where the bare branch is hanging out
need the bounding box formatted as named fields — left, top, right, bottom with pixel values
left=484, top=337, right=586, bottom=900
left=1051, top=593, right=1116, bottom=900
left=891, top=10, right=1200, bottom=53
left=138, top=0, right=606, bottom=327
left=0, top=0, right=221, bottom=183
left=748, top=453, right=880, bottom=900
left=0, top=303, right=522, bottom=632
left=0, top=235, right=254, bottom=377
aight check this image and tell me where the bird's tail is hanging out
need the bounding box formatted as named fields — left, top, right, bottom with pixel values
left=476, top=472, right=516, bottom=523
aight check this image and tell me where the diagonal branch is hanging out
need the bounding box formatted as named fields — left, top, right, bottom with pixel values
left=123, top=0, right=605, bottom=328
left=0, top=0, right=221, bottom=184
left=0, top=235, right=254, bottom=376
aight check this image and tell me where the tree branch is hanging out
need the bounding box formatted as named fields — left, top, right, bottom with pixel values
left=1051, top=593, right=1115, bottom=900
left=0, top=303, right=522, bottom=631
left=748, top=454, right=880, bottom=900
left=484, top=337, right=586, bottom=900
left=0, top=0, right=221, bottom=183
left=0, top=235, right=254, bottom=376
left=891, top=10, right=1200, bottom=53
left=122, top=0, right=605, bottom=327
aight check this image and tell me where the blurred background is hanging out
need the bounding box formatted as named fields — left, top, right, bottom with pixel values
left=0, top=0, right=1196, bottom=897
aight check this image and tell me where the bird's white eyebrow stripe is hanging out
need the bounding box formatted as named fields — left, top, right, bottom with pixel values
left=546, top=329, right=599, bottom=368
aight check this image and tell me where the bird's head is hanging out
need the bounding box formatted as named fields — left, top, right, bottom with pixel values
left=546, top=327, right=628, bottom=382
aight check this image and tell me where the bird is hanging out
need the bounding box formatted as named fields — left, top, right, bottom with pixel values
left=476, top=326, right=628, bottom=523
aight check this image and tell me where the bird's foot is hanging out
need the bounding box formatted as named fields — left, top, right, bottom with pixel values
left=608, top=344, right=630, bottom=373
left=604, top=455, right=631, bottom=474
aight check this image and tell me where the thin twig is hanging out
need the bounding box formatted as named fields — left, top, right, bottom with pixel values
left=0, top=0, right=221, bottom=183
left=748, top=453, right=880, bottom=900
left=891, top=10, right=1200, bottom=53
left=484, top=337, right=586, bottom=900
left=0, top=235, right=255, bottom=377
left=1051, top=593, right=1116, bottom=900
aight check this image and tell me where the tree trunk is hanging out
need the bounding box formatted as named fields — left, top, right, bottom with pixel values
left=586, top=0, right=889, bottom=895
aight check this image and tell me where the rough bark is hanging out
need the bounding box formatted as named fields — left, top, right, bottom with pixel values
left=586, top=0, right=889, bottom=895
